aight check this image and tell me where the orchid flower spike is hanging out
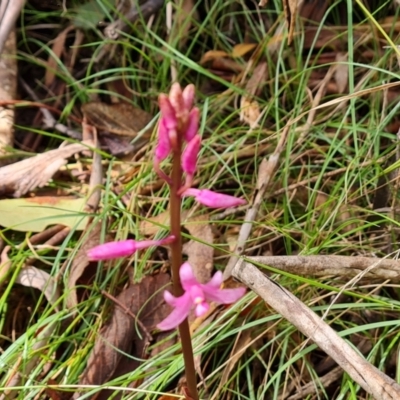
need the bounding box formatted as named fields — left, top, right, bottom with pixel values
left=88, top=235, right=175, bottom=261
left=157, top=262, right=246, bottom=331
left=181, top=188, right=247, bottom=209
left=154, top=84, right=200, bottom=183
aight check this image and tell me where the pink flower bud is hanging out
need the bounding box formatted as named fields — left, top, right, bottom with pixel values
left=88, top=235, right=175, bottom=261
left=182, top=135, right=201, bottom=176
left=182, top=84, right=195, bottom=111
left=168, top=83, right=185, bottom=116
left=154, top=118, right=171, bottom=162
left=182, top=188, right=247, bottom=209
left=158, top=94, right=177, bottom=131
left=184, top=108, right=200, bottom=142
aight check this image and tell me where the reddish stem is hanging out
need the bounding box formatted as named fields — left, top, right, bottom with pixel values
left=169, top=142, right=199, bottom=400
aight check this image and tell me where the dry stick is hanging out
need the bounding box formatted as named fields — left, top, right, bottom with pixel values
left=232, top=260, right=400, bottom=400
left=104, top=0, right=165, bottom=39
left=223, top=125, right=290, bottom=279
left=237, top=255, right=400, bottom=282
left=169, top=136, right=199, bottom=400
left=0, top=0, right=25, bottom=55
left=285, top=365, right=343, bottom=400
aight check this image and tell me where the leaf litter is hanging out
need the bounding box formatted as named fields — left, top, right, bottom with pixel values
left=2, top=1, right=400, bottom=399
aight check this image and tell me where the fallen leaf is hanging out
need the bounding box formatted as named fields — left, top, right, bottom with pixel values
left=16, top=266, right=60, bottom=310
left=82, top=102, right=153, bottom=138
left=240, top=97, right=261, bottom=128
left=244, top=61, right=268, bottom=97
left=44, top=26, right=75, bottom=87
left=335, top=52, right=348, bottom=94
left=74, top=274, right=171, bottom=400
left=200, top=50, right=230, bottom=64
left=283, top=0, right=298, bottom=44
left=231, top=43, right=257, bottom=58
left=183, top=215, right=214, bottom=284
left=0, top=141, right=92, bottom=197
left=0, top=196, right=88, bottom=232
left=139, top=210, right=171, bottom=236
left=67, top=223, right=111, bottom=311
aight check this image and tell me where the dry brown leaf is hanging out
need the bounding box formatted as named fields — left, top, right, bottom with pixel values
left=239, top=61, right=267, bottom=128
left=139, top=210, right=171, bottom=236
left=67, top=223, right=111, bottom=311
left=200, top=50, right=229, bottom=64
left=283, top=0, right=299, bottom=44
left=45, top=26, right=75, bottom=87
left=16, top=266, right=60, bottom=310
left=244, top=61, right=268, bottom=97
left=183, top=214, right=214, bottom=284
left=82, top=102, right=153, bottom=138
left=0, top=141, right=92, bottom=197
left=231, top=43, right=257, bottom=58
left=239, top=97, right=261, bottom=128
left=334, top=52, right=348, bottom=94
left=74, top=274, right=171, bottom=400
left=256, top=158, right=269, bottom=191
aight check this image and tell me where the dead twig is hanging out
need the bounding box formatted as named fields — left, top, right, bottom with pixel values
left=232, top=260, right=400, bottom=400
left=104, top=0, right=165, bottom=39
left=223, top=125, right=290, bottom=279
left=237, top=254, right=400, bottom=282
left=0, top=0, right=25, bottom=55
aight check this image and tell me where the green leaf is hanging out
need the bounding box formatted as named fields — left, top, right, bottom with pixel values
left=0, top=197, right=89, bottom=232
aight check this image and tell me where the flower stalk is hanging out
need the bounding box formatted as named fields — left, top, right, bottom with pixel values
left=169, top=131, right=199, bottom=400
left=87, top=82, right=247, bottom=400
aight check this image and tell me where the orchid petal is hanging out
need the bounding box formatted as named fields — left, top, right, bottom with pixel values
left=182, top=134, right=201, bottom=176
left=205, top=271, right=223, bottom=288
left=154, top=119, right=171, bottom=162
left=87, top=236, right=174, bottom=261
left=182, top=188, right=247, bottom=209
left=158, top=94, right=177, bottom=130
left=163, top=290, right=179, bottom=306
left=195, top=301, right=209, bottom=317
left=179, top=262, right=198, bottom=289
left=203, top=286, right=246, bottom=304
left=87, top=240, right=137, bottom=261
left=182, top=84, right=195, bottom=111
left=157, top=291, right=193, bottom=330
left=168, top=83, right=185, bottom=117
left=184, top=107, right=200, bottom=142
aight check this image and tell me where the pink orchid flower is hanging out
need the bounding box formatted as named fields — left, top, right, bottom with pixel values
left=157, top=262, right=246, bottom=331
left=181, top=188, right=247, bottom=209
left=154, top=84, right=201, bottom=183
left=88, top=235, right=175, bottom=261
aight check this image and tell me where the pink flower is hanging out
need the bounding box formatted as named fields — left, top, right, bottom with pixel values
left=157, top=262, right=246, bottom=330
left=154, top=118, right=171, bottom=162
left=154, top=84, right=200, bottom=183
left=181, top=188, right=247, bottom=209
left=181, top=135, right=201, bottom=189
left=88, top=235, right=175, bottom=261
